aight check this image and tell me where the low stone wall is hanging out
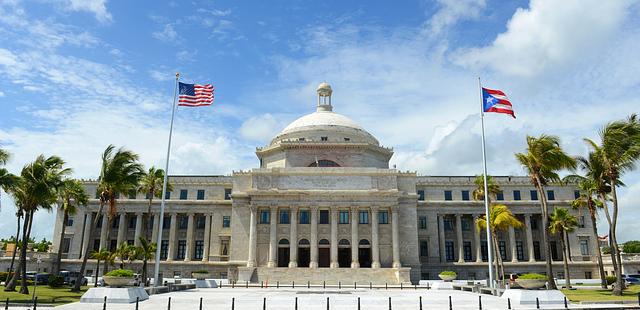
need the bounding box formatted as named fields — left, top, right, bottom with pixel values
left=255, top=267, right=411, bottom=284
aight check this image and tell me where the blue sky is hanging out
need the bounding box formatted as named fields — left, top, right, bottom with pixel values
left=1, top=0, right=639, bottom=241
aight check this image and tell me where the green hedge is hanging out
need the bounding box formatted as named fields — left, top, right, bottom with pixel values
left=606, top=276, right=616, bottom=285
left=48, top=275, right=65, bottom=288
left=105, top=269, right=134, bottom=277
left=439, top=271, right=457, bottom=276
left=518, top=273, right=546, bottom=280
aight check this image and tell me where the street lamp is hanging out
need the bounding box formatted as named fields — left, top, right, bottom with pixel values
left=31, top=254, right=44, bottom=307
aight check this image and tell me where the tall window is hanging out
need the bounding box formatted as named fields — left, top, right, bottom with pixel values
left=420, top=241, right=428, bottom=257
left=163, top=216, right=171, bottom=229
left=533, top=241, right=541, bottom=260
left=299, top=209, right=310, bottom=224
left=194, top=240, right=204, bottom=260
left=444, top=218, right=453, bottom=231
left=531, top=217, right=538, bottom=230
left=418, top=216, right=427, bottom=229
left=279, top=209, right=290, bottom=224
left=417, top=190, right=425, bottom=201
left=339, top=211, right=349, bottom=224
left=579, top=216, right=585, bottom=228
left=499, top=241, right=507, bottom=261
left=96, top=215, right=103, bottom=228
left=359, top=210, right=369, bottom=224
left=530, top=190, right=538, bottom=201
left=461, top=190, right=470, bottom=201
left=378, top=211, right=389, bottom=224
left=179, top=216, right=188, bottom=229
left=550, top=241, right=559, bottom=260
left=224, top=189, right=232, bottom=200
left=319, top=210, right=329, bottom=224
left=196, top=216, right=206, bottom=229
left=180, top=189, right=188, bottom=200
left=445, top=241, right=455, bottom=261
left=165, top=191, right=171, bottom=199
left=496, top=191, right=504, bottom=201
left=580, top=239, right=590, bottom=255
left=222, top=216, right=230, bottom=228
left=160, top=240, right=169, bottom=260
left=444, top=190, right=452, bottom=201
left=516, top=241, right=524, bottom=261
left=66, top=216, right=74, bottom=227
left=547, top=190, right=555, bottom=200
left=461, top=218, right=470, bottom=231
left=62, top=238, right=71, bottom=253
left=177, top=240, right=186, bottom=259
left=513, top=190, right=521, bottom=201
left=464, top=241, right=472, bottom=261
left=197, top=190, right=205, bottom=200
left=260, top=210, right=270, bottom=224
left=574, top=190, right=581, bottom=199
left=128, top=217, right=136, bottom=229
left=481, top=241, right=488, bottom=261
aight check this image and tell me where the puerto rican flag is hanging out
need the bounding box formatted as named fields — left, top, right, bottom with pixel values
left=482, top=87, right=515, bottom=118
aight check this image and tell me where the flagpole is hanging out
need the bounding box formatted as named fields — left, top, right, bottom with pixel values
left=478, top=77, right=495, bottom=289
left=154, top=72, right=180, bottom=287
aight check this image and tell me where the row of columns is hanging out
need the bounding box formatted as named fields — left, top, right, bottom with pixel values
left=247, top=206, right=401, bottom=269
left=439, top=213, right=537, bottom=263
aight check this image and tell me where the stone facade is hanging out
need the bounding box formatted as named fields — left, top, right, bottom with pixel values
left=50, top=83, right=599, bottom=284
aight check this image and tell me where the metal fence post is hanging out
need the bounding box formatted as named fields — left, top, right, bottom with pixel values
left=277, top=281, right=279, bottom=289
left=231, top=297, right=235, bottom=310
left=354, top=282, right=356, bottom=289
left=385, top=283, right=388, bottom=290
left=564, top=296, right=568, bottom=309
left=338, top=282, right=341, bottom=289
left=245, top=281, right=248, bottom=288
left=4, top=297, right=7, bottom=310
left=326, top=297, right=329, bottom=310
left=507, top=298, right=511, bottom=309
left=263, top=297, right=266, bottom=310
left=400, top=283, right=403, bottom=290
left=536, top=297, right=540, bottom=309
left=323, top=281, right=325, bottom=289
left=478, top=295, right=482, bottom=310
left=448, top=296, right=452, bottom=310
left=295, top=297, right=298, bottom=310
left=136, top=296, right=140, bottom=310
left=292, top=281, right=295, bottom=289
left=167, top=296, right=171, bottom=310
left=358, top=297, right=361, bottom=310
left=308, top=281, right=310, bottom=289
left=369, top=282, right=372, bottom=289
left=200, top=297, right=203, bottom=310
left=388, top=297, right=392, bottom=310
left=103, top=296, right=107, bottom=310
left=33, top=296, right=37, bottom=310
left=419, top=296, right=423, bottom=310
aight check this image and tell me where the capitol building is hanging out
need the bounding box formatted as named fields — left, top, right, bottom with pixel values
left=52, top=83, right=600, bottom=284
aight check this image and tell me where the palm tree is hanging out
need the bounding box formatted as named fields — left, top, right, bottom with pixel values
left=515, top=135, right=576, bottom=289
left=8, top=155, right=71, bottom=294
left=114, top=243, right=136, bottom=269
left=53, top=179, right=89, bottom=275
left=90, top=248, right=110, bottom=287
left=564, top=171, right=608, bottom=289
left=584, top=114, right=640, bottom=295
left=0, top=149, right=21, bottom=288
left=472, top=174, right=501, bottom=201
left=549, top=208, right=579, bottom=289
left=475, top=204, right=523, bottom=282
left=73, top=145, right=143, bottom=292
left=135, top=237, right=156, bottom=287
left=138, top=167, right=172, bottom=241
left=4, top=209, right=22, bottom=288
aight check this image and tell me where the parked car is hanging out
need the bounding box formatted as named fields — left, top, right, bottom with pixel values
left=624, top=276, right=640, bottom=285
left=59, top=271, right=88, bottom=286
left=627, top=274, right=640, bottom=279
left=25, top=271, right=50, bottom=285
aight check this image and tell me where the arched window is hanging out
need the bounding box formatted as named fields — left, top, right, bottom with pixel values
left=308, top=159, right=340, bottom=167
left=278, top=239, right=290, bottom=245
left=319, top=239, right=330, bottom=245
left=298, top=239, right=310, bottom=245
left=359, top=239, right=370, bottom=246
left=338, top=239, right=350, bottom=246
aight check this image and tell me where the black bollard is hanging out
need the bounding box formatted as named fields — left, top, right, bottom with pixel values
left=245, top=281, right=248, bottom=288
left=295, top=297, right=298, bottom=310
left=103, top=296, right=107, bottom=310
left=168, top=296, right=172, bottom=310
left=358, top=297, right=361, bottom=310
left=536, top=297, right=540, bottom=309
left=263, top=297, right=266, bottom=310
left=5, top=297, right=8, bottom=310
left=339, top=282, right=341, bottom=289
left=136, top=297, right=140, bottom=310
left=419, top=296, right=423, bottom=310
left=261, top=281, right=264, bottom=288
left=478, top=295, right=482, bottom=310
left=507, top=298, right=511, bottom=309
left=354, top=282, right=356, bottom=289
left=414, top=284, right=417, bottom=290
left=199, top=297, right=203, bottom=310
left=308, top=281, right=310, bottom=289
left=448, top=296, right=452, bottom=310
left=33, top=296, right=37, bottom=310
left=385, top=282, right=388, bottom=290
left=292, top=281, right=295, bottom=288
left=277, top=281, right=279, bottom=289
left=232, top=281, right=235, bottom=288
left=564, top=296, right=568, bottom=309
left=369, top=282, right=372, bottom=289
left=323, top=281, right=325, bottom=289
left=326, top=297, right=330, bottom=310
left=231, top=297, right=235, bottom=310
left=388, top=297, right=392, bottom=310
left=400, top=282, right=403, bottom=290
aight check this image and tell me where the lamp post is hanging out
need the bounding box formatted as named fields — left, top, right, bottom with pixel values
left=32, top=254, right=44, bottom=307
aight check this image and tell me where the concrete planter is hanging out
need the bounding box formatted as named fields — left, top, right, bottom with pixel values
left=103, top=276, right=133, bottom=287
left=438, top=274, right=457, bottom=282
left=192, top=272, right=209, bottom=280
left=515, top=279, right=546, bottom=290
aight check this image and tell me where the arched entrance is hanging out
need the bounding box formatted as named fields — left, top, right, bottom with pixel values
left=277, top=239, right=290, bottom=267
left=358, top=239, right=372, bottom=268
left=298, top=239, right=310, bottom=267
left=318, top=239, right=330, bottom=267
left=308, top=159, right=341, bottom=167
left=338, top=239, right=351, bottom=268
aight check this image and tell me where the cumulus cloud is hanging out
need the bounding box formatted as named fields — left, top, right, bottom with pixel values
left=239, top=113, right=283, bottom=142
left=425, top=0, right=486, bottom=35
left=153, top=24, right=179, bottom=42
left=66, top=0, right=112, bottom=22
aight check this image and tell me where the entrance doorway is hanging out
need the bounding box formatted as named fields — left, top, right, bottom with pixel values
left=318, top=239, right=330, bottom=267
left=277, top=239, right=290, bottom=267
left=298, top=239, right=310, bottom=267
left=338, top=239, right=351, bottom=268
left=358, top=239, right=372, bottom=268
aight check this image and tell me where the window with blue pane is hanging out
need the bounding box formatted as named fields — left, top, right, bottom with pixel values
left=496, top=191, right=504, bottom=201
left=513, top=190, right=521, bottom=201
left=417, top=190, right=425, bottom=201
left=160, top=240, right=169, bottom=260
left=339, top=211, right=349, bottom=224
left=222, top=216, right=230, bottom=228
left=260, top=210, right=270, bottom=224
left=461, top=190, right=470, bottom=201
left=359, top=210, right=369, bottom=224
left=197, top=190, right=205, bottom=200
left=224, top=188, right=232, bottom=200
left=179, top=189, right=188, bottom=200
left=574, top=190, right=580, bottom=199
left=530, top=190, right=538, bottom=201
left=279, top=209, right=290, bottom=224
left=547, top=190, right=555, bottom=200
left=165, top=191, right=171, bottom=199
left=444, top=190, right=452, bottom=201
left=378, top=211, right=389, bottom=224
left=299, top=210, right=310, bottom=224
left=319, top=210, right=329, bottom=224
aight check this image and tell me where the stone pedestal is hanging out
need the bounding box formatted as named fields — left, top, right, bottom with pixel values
left=181, top=279, right=219, bottom=288
left=80, top=287, right=149, bottom=304
left=431, top=281, right=455, bottom=290
left=501, top=289, right=567, bottom=305
left=237, top=267, right=256, bottom=282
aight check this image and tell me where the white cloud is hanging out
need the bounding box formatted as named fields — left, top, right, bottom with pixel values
left=149, top=69, right=174, bottom=82
left=153, top=24, right=178, bottom=42
left=453, top=0, right=633, bottom=77
left=425, top=0, right=486, bottom=35
left=0, top=91, right=5, bottom=97
left=239, top=113, right=282, bottom=142
left=66, top=0, right=112, bottom=23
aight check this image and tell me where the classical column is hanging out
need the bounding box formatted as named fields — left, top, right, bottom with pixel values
left=350, top=208, right=360, bottom=268
left=525, top=214, right=535, bottom=262
left=185, top=213, right=195, bottom=261
left=167, top=213, right=177, bottom=261
left=117, top=213, right=127, bottom=246
left=330, top=208, right=338, bottom=268
left=81, top=212, right=93, bottom=258
left=247, top=206, right=257, bottom=267
left=509, top=225, right=517, bottom=262
left=267, top=206, right=278, bottom=267
left=134, top=213, right=143, bottom=247
left=289, top=206, right=298, bottom=268
left=456, top=214, right=464, bottom=263
left=474, top=214, right=482, bottom=263
left=438, top=214, right=445, bottom=263
left=310, top=206, right=319, bottom=268
left=371, top=206, right=381, bottom=268
left=99, top=211, right=109, bottom=250
left=391, top=207, right=401, bottom=268
left=151, top=213, right=160, bottom=247
left=202, top=214, right=211, bottom=262
left=69, top=208, right=85, bottom=258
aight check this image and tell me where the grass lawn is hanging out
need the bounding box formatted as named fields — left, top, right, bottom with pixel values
left=0, top=286, right=89, bottom=305
left=562, top=285, right=640, bottom=302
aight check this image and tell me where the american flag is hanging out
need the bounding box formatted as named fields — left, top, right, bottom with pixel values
left=178, top=82, right=214, bottom=107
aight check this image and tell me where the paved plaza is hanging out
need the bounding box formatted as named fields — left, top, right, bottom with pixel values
left=46, top=287, right=639, bottom=310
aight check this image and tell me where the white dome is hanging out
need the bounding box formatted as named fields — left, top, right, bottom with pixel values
left=281, top=110, right=364, bottom=134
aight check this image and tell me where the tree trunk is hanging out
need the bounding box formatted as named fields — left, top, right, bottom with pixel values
left=145, top=196, right=153, bottom=242
left=53, top=211, right=68, bottom=275
left=561, top=231, right=571, bottom=288
left=590, top=208, right=607, bottom=289
left=72, top=209, right=101, bottom=292
left=142, top=258, right=148, bottom=287
left=104, top=258, right=110, bottom=274
left=94, top=259, right=100, bottom=287
left=492, top=232, right=503, bottom=285
left=600, top=192, right=623, bottom=295
left=18, top=210, right=33, bottom=294
left=5, top=214, right=21, bottom=287
left=610, top=184, right=624, bottom=295
left=4, top=257, right=21, bottom=292
left=535, top=179, right=557, bottom=290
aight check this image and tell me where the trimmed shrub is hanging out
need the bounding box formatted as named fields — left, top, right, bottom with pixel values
left=192, top=270, right=210, bottom=274
left=606, top=276, right=616, bottom=285
left=105, top=269, right=134, bottom=277
left=48, top=275, right=65, bottom=288
left=439, top=271, right=457, bottom=276
left=518, top=273, right=547, bottom=280
left=0, top=271, right=10, bottom=282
